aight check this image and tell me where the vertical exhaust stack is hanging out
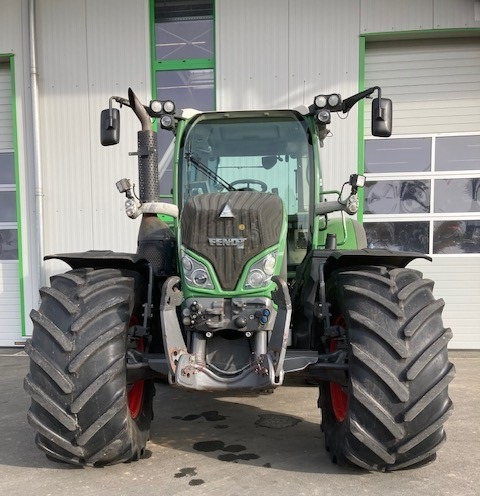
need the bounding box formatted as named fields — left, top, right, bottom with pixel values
left=127, top=88, right=159, bottom=204
left=127, top=88, right=175, bottom=277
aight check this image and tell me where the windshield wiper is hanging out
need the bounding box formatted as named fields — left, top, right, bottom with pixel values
left=185, top=152, right=236, bottom=192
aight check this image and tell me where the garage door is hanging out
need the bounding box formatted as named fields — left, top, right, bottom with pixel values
left=363, top=37, right=480, bottom=349
left=0, top=60, right=21, bottom=346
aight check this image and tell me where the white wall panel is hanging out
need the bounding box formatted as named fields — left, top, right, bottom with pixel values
left=85, top=0, right=150, bottom=254
left=0, top=0, right=23, bottom=54
left=216, top=0, right=360, bottom=191
left=0, top=263, right=21, bottom=346
left=36, top=0, right=93, bottom=271
left=434, top=0, right=480, bottom=29
left=216, top=0, right=289, bottom=110
left=360, top=0, right=433, bottom=33
left=36, top=0, right=150, bottom=283
left=1, top=0, right=478, bottom=348
left=289, top=0, right=360, bottom=191
left=410, top=257, right=480, bottom=349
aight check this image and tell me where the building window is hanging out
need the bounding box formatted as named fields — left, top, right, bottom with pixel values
left=0, top=152, right=18, bottom=259
left=363, top=134, right=480, bottom=255
left=152, top=0, right=215, bottom=199
left=0, top=58, right=18, bottom=261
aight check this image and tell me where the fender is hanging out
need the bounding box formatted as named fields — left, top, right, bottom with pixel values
left=45, top=250, right=151, bottom=280
left=292, top=248, right=431, bottom=349
left=319, top=217, right=367, bottom=250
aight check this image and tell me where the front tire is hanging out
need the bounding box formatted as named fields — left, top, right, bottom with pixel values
left=24, top=268, right=153, bottom=466
left=321, top=266, right=454, bottom=471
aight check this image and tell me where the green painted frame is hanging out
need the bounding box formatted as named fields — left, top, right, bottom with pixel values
left=0, top=53, right=26, bottom=337
left=357, top=27, right=480, bottom=223
left=149, top=0, right=216, bottom=203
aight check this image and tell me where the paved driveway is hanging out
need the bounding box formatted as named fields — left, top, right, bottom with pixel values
left=0, top=349, right=478, bottom=496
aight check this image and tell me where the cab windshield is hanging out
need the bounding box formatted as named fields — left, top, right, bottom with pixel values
left=179, top=112, right=313, bottom=221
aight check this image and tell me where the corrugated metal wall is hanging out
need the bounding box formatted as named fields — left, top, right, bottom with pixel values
left=411, top=257, right=480, bottom=349
left=0, top=0, right=35, bottom=345
left=0, top=0, right=479, bottom=346
left=35, top=0, right=151, bottom=282
left=360, top=0, right=480, bottom=32
left=216, top=0, right=480, bottom=350
left=216, top=0, right=360, bottom=192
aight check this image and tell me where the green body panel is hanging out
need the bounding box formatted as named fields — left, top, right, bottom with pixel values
left=306, top=116, right=324, bottom=250
left=318, top=217, right=364, bottom=250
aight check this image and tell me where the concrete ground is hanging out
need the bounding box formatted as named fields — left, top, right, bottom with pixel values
left=0, top=349, right=478, bottom=496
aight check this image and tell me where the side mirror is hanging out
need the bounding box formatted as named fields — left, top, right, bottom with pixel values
left=100, top=108, right=120, bottom=146
left=371, top=98, right=392, bottom=137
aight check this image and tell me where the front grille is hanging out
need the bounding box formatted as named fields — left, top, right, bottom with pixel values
left=181, top=192, right=283, bottom=290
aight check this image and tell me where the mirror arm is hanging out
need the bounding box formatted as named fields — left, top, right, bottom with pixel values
left=342, top=86, right=380, bottom=113
left=108, top=97, right=117, bottom=128
left=106, top=95, right=132, bottom=128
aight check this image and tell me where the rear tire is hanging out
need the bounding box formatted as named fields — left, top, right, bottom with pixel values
left=320, top=266, right=454, bottom=471
left=24, top=268, right=153, bottom=466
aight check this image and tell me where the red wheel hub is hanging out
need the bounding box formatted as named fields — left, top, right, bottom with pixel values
left=127, top=315, right=145, bottom=420
left=128, top=379, right=145, bottom=420
left=329, top=316, right=348, bottom=423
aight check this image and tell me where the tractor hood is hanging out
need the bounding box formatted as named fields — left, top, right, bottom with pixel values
left=180, top=191, right=284, bottom=290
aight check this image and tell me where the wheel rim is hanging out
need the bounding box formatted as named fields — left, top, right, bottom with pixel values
left=329, top=316, right=348, bottom=423
left=127, top=316, right=145, bottom=420
left=128, top=380, right=145, bottom=420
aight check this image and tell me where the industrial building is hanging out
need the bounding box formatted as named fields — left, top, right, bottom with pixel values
left=0, top=0, right=479, bottom=347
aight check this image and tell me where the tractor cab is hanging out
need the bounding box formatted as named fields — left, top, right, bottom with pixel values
left=178, top=110, right=314, bottom=272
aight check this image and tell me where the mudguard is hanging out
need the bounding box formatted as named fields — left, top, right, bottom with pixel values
left=45, top=250, right=151, bottom=279
left=292, top=248, right=431, bottom=349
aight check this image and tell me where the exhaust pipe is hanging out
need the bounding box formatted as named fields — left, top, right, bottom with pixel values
left=128, top=88, right=159, bottom=204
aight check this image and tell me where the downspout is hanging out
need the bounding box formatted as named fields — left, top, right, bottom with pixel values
left=29, top=0, right=45, bottom=289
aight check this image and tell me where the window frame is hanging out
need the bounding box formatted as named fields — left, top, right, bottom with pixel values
left=363, top=131, right=480, bottom=256
left=0, top=149, right=19, bottom=261
left=0, top=56, right=21, bottom=264
left=150, top=0, right=216, bottom=202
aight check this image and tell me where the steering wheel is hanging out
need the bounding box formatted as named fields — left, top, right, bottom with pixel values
left=230, top=179, right=268, bottom=192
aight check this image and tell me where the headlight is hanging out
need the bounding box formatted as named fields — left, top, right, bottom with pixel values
left=328, top=93, right=340, bottom=107
left=181, top=255, right=193, bottom=272
left=160, top=115, right=174, bottom=129
left=150, top=100, right=162, bottom=113
left=316, top=109, right=331, bottom=124
left=244, top=251, right=277, bottom=289
left=314, top=95, right=327, bottom=108
left=192, top=269, right=208, bottom=286
left=163, top=100, right=175, bottom=113
left=181, top=251, right=213, bottom=289
left=263, top=253, right=276, bottom=275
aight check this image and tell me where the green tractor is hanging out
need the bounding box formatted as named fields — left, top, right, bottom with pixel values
left=24, top=87, right=454, bottom=471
